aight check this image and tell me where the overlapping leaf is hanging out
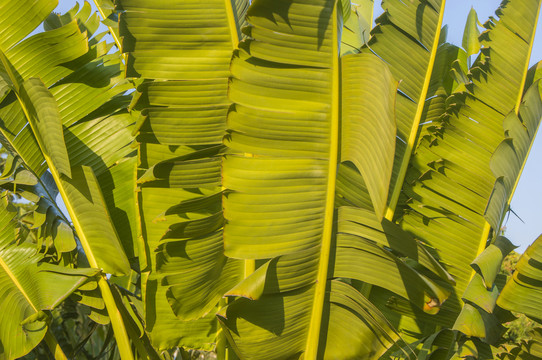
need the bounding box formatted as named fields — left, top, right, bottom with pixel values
left=452, top=236, right=516, bottom=344
left=340, top=1, right=374, bottom=56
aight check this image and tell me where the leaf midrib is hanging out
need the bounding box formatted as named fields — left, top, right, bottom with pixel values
left=225, top=0, right=242, bottom=47
left=304, top=3, right=340, bottom=358
left=224, top=0, right=255, bottom=278
left=384, top=0, right=447, bottom=220
left=0, top=253, right=37, bottom=312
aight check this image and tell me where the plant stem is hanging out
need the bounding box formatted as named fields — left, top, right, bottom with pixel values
left=97, top=275, right=134, bottom=360
left=44, top=329, right=68, bottom=360
left=92, top=0, right=126, bottom=62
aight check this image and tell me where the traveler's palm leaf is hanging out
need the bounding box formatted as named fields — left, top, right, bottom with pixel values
left=219, top=0, right=453, bottom=358
left=399, top=0, right=542, bottom=334
left=118, top=0, right=249, bottom=350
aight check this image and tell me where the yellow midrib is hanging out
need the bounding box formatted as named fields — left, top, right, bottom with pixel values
left=44, top=330, right=68, bottom=360
left=15, top=96, right=101, bottom=271
left=0, top=255, right=38, bottom=312
left=37, top=123, right=135, bottom=360
left=224, top=0, right=255, bottom=279
left=225, top=0, right=241, bottom=47
left=384, top=0, right=447, bottom=221
left=14, top=79, right=135, bottom=360
left=13, top=90, right=103, bottom=270
left=219, top=3, right=250, bottom=356
left=508, top=1, right=542, bottom=202
left=0, top=49, right=81, bottom=321
left=304, top=4, right=340, bottom=358
left=0, top=49, right=20, bottom=92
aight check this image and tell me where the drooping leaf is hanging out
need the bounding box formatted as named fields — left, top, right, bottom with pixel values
left=497, top=235, right=542, bottom=323
left=0, top=18, right=91, bottom=176
left=462, top=8, right=481, bottom=57
left=0, top=3, right=144, bottom=359
left=19, top=78, right=71, bottom=177
left=59, top=166, right=130, bottom=276
left=0, top=195, right=97, bottom=360
left=341, top=53, right=397, bottom=219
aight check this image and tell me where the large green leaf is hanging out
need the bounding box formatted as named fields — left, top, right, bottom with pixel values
left=394, top=73, right=542, bottom=349
left=118, top=0, right=249, bottom=350
left=219, top=0, right=453, bottom=358
left=0, top=13, right=134, bottom=276
left=0, top=0, right=123, bottom=180
left=0, top=0, right=138, bottom=266
left=0, top=19, right=90, bottom=176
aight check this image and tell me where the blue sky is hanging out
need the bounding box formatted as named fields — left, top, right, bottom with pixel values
left=54, top=1, right=542, bottom=252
